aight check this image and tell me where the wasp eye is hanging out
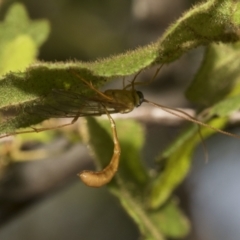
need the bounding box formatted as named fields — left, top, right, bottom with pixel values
left=136, top=91, right=144, bottom=107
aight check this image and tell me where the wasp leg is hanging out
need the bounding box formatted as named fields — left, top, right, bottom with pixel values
left=31, top=115, right=79, bottom=132
left=0, top=116, right=80, bottom=139
left=69, top=69, right=113, bottom=101
left=124, top=64, right=164, bottom=90
left=78, top=111, right=121, bottom=187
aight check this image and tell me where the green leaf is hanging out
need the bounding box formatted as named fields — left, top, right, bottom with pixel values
left=112, top=188, right=190, bottom=240
left=0, top=35, right=37, bottom=75
left=158, top=0, right=240, bottom=62
left=186, top=42, right=240, bottom=106
left=1, top=0, right=240, bottom=136
left=210, top=94, right=240, bottom=117
left=0, top=69, right=107, bottom=135
left=149, top=199, right=190, bottom=238
left=148, top=118, right=227, bottom=209
left=0, top=3, right=50, bottom=76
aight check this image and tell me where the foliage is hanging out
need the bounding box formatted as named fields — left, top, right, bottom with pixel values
left=1, top=1, right=240, bottom=239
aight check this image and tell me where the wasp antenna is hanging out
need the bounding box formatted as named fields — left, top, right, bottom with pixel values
left=123, top=70, right=142, bottom=90
left=144, top=99, right=240, bottom=140
left=124, top=64, right=165, bottom=91
left=149, top=64, right=164, bottom=84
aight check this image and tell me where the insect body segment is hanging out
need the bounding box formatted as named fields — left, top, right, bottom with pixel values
left=102, top=89, right=144, bottom=113
left=79, top=110, right=120, bottom=187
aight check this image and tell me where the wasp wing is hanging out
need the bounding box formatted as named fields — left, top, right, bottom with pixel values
left=28, top=89, right=129, bottom=119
